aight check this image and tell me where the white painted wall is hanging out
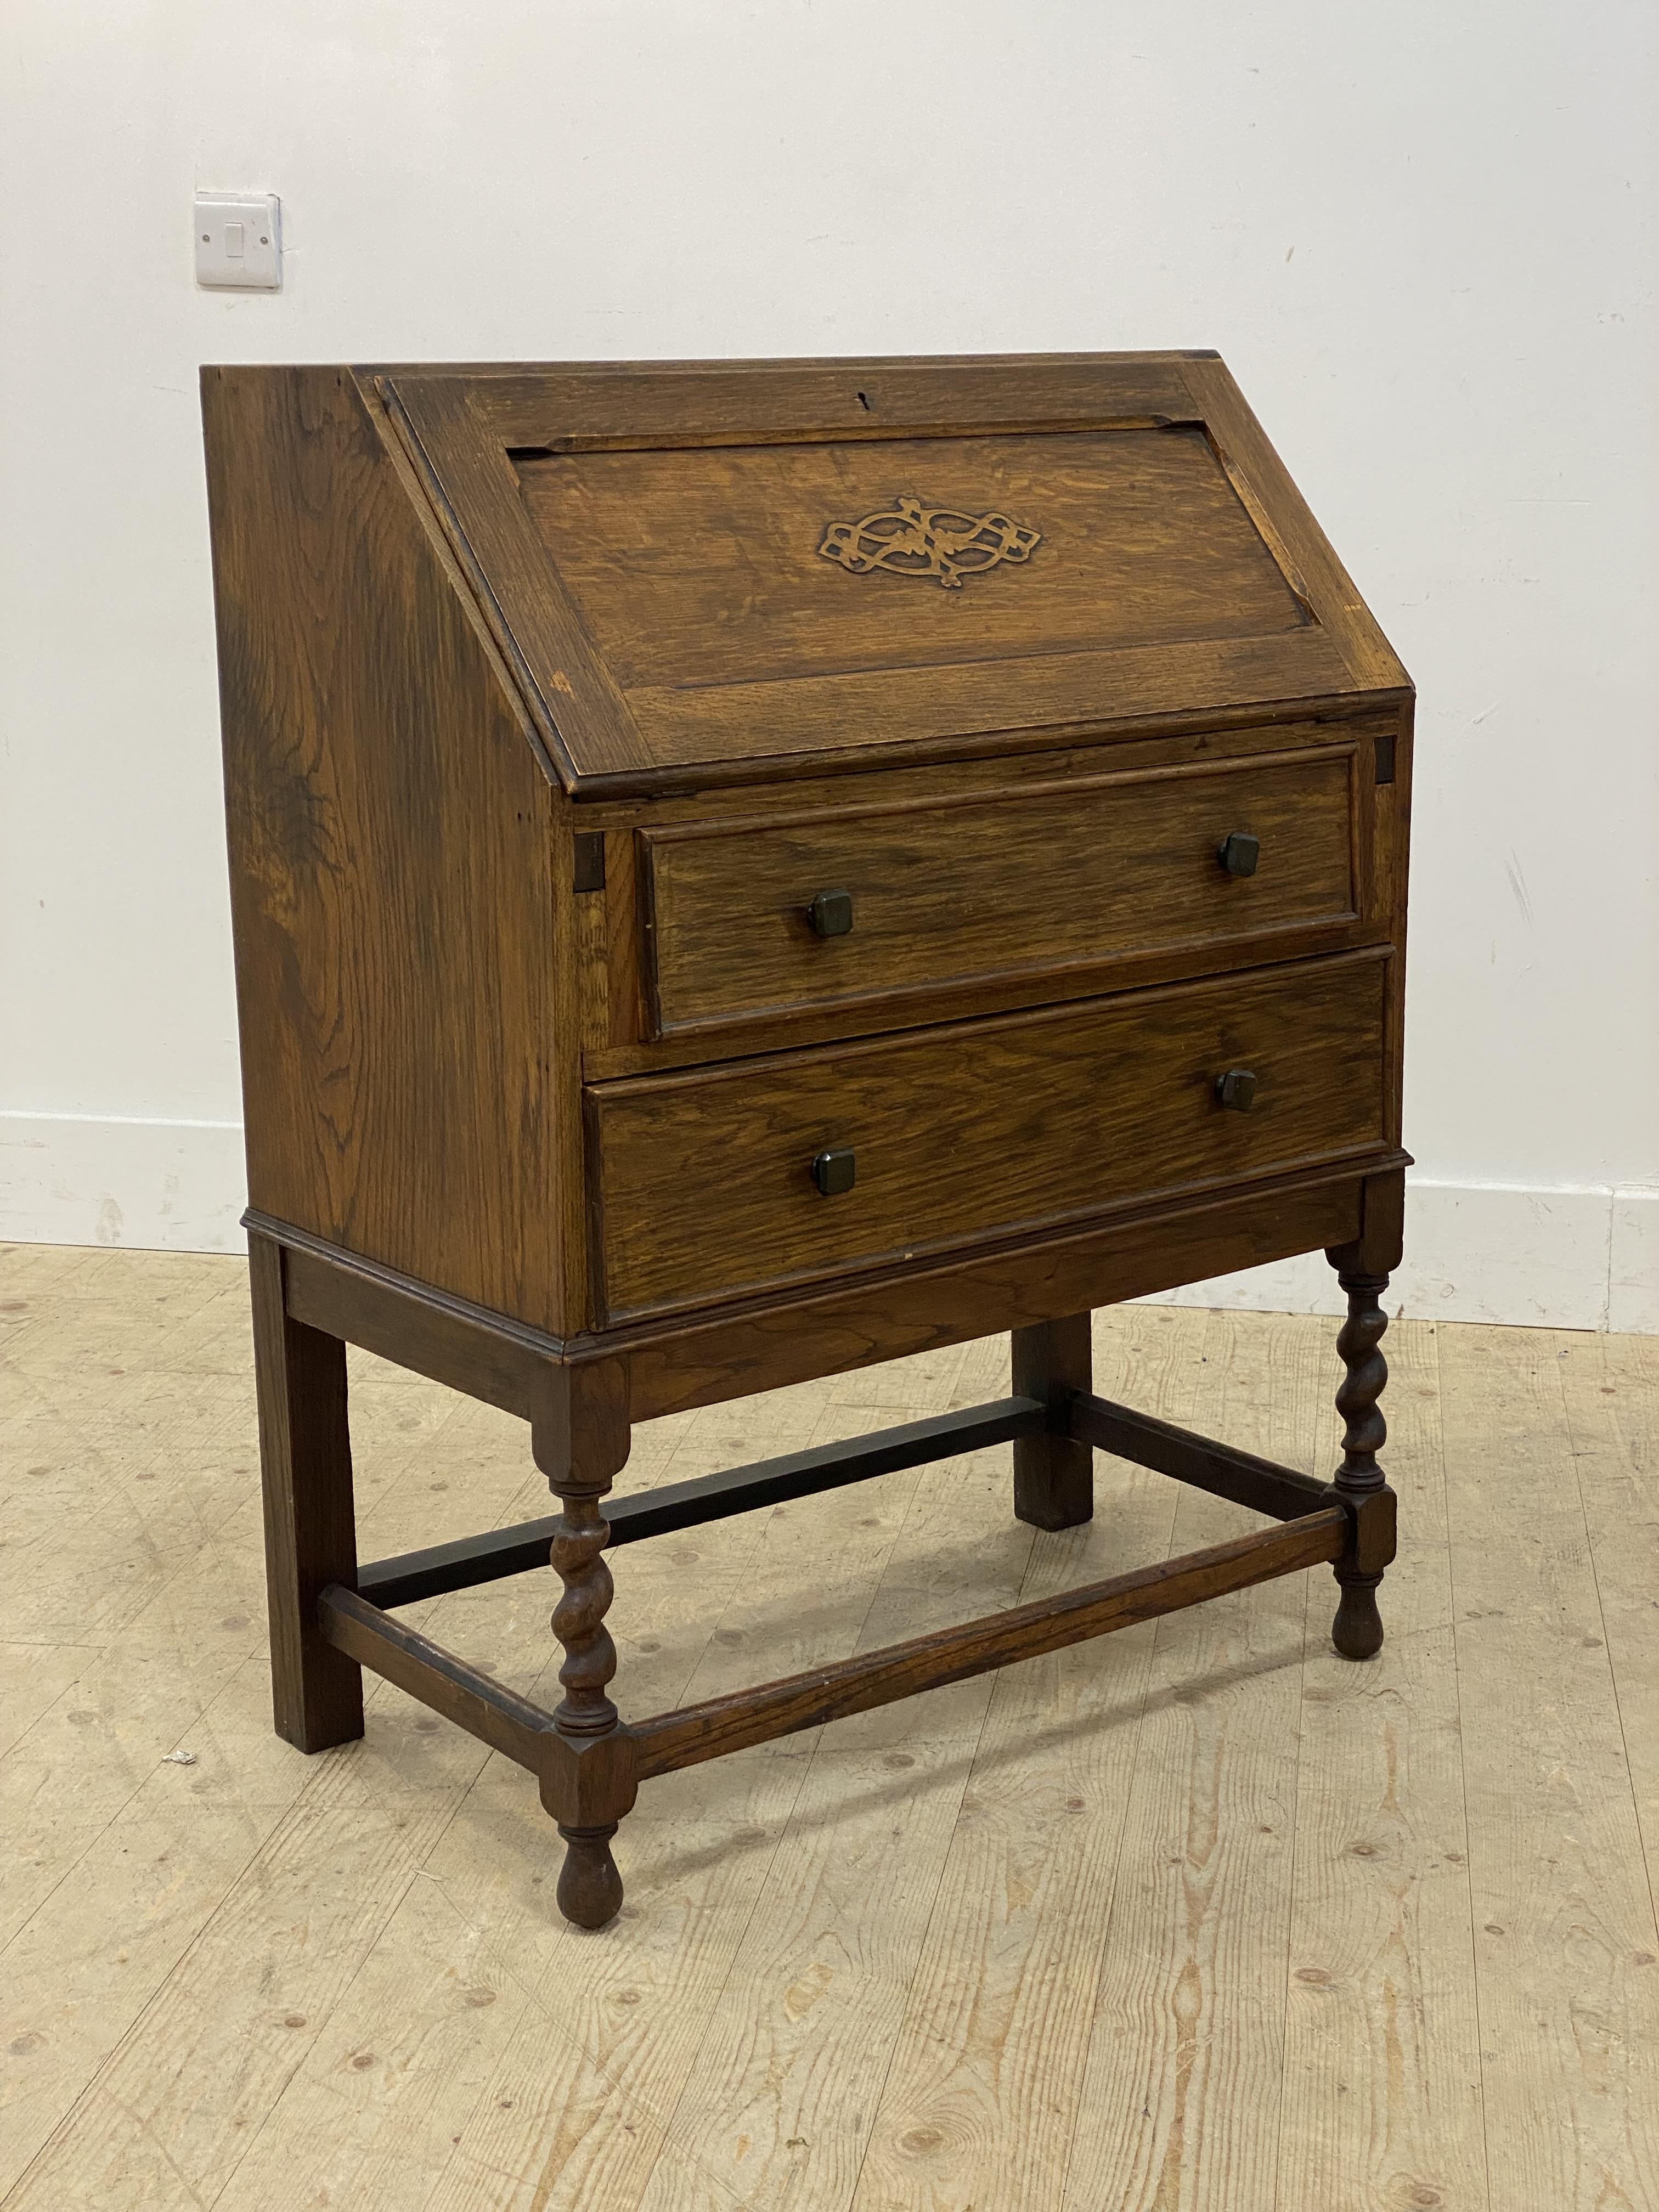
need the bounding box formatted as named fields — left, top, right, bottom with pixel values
left=2, top=1, right=1655, bottom=1327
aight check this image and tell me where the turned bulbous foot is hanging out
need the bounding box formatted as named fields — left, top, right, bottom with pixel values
left=1332, top=1576, right=1385, bottom=1661
left=557, top=1822, right=623, bottom=1928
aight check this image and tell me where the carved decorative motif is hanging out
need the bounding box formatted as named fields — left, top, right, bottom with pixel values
left=819, top=493, right=1041, bottom=589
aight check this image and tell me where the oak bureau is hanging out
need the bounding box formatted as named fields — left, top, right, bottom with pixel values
left=202, top=353, right=1412, bottom=1927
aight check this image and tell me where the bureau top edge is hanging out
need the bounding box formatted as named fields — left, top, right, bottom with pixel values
left=203, top=357, right=1412, bottom=799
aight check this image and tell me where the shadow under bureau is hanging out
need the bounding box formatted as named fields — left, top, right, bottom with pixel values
left=202, top=352, right=1412, bottom=1927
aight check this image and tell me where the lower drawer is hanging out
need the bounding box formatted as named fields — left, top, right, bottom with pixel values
left=587, top=949, right=1391, bottom=1322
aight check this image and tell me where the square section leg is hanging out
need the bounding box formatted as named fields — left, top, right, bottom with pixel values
left=250, top=1232, right=363, bottom=1751
left=1012, top=1312, right=1094, bottom=1531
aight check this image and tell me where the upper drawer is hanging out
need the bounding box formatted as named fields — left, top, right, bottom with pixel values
left=589, top=947, right=1390, bottom=1322
left=640, top=742, right=1362, bottom=1039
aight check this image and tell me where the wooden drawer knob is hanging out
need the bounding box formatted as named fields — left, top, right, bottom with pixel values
left=1214, top=1068, right=1257, bottom=1112
left=806, top=888, right=855, bottom=938
left=810, top=1147, right=856, bottom=1197
left=1216, top=831, right=1260, bottom=878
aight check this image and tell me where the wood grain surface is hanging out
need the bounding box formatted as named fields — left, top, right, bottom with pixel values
left=590, top=950, right=1391, bottom=1319
left=630, top=1510, right=1346, bottom=1778
left=1437, top=1325, right=1659, bottom=2209
left=201, top=366, right=578, bottom=1331
left=578, top=712, right=1401, bottom=1080
left=641, top=742, right=1362, bottom=1037
left=621, top=629, right=1356, bottom=774
left=382, top=353, right=1405, bottom=792
left=261, top=1160, right=1375, bottom=1424
left=1179, top=354, right=1410, bottom=700
left=1012, top=1311, right=1094, bottom=1531
left=380, top=351, right=1210, bottom=448
left=515, top=426, right=1306, bottom=693
left=247, top=1233, right=363, bottom=1754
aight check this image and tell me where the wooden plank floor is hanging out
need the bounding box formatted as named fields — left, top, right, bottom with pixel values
left=1, top=1243, right=1655, bottom=2212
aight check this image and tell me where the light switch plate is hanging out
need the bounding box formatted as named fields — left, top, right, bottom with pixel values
left=194, top=193, right=281, bottom=290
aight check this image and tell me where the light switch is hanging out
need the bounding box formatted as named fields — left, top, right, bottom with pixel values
left=194, top=193, right=281, bottom=290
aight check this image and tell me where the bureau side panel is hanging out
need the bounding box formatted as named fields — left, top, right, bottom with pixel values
left=202, top=365, right=574, bottom=1333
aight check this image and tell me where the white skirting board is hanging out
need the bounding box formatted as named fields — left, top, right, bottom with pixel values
left=1143, top=1180, right=1659, bottom=1335
left=0, top=1113, right=248, bottom=1257
left=1, top=1110, right=1655, bottom=1334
